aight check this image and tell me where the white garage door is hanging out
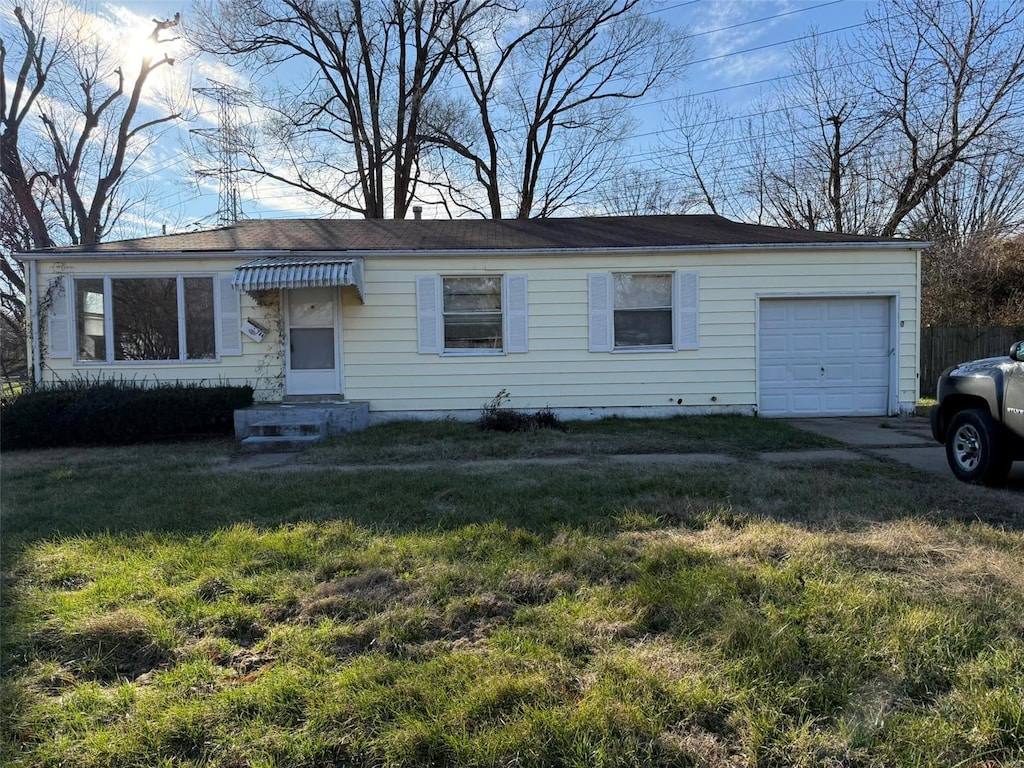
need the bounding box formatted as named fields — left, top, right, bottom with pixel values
left=758, top=297, right=892, bottom=417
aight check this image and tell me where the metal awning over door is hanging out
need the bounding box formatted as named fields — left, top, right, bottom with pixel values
left=231, top=256, right=364, bottom=300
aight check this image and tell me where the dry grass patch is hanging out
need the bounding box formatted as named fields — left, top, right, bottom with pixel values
left=3, top=433, right=1024, bottom=767
left=29, top=609, right=175, bottom=684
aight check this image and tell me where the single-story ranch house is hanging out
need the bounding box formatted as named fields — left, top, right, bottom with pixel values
left=20, top=215, right=926, bottom=427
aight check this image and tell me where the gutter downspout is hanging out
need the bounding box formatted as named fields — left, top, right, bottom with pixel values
left=29, top=259, right=41, bottom=387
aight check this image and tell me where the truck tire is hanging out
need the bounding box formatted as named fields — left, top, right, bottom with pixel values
left=945, top=408, right=1013, bottom=485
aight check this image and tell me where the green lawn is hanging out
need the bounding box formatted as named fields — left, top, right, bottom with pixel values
left=300, top=413, right=840, bottom=465
left=2, top=417, right=1024, bottom=767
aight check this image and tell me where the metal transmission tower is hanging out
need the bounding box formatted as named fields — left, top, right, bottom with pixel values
left=191, top=81, right=250, bottom=226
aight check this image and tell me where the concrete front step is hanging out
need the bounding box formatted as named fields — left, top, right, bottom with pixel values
left=240, top=434, right=324, bottom=453
left=234, top=401, right=369, bottom=452
left=250, top=422, right=325, bottom=438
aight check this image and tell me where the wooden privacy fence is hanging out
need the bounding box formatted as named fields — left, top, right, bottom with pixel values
left=920, top=325, right=1024, bottom=397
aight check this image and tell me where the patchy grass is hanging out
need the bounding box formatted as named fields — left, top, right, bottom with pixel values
left=301, top=414, right=838, bottom=465
left=2, top=424, right=1024, bottom=767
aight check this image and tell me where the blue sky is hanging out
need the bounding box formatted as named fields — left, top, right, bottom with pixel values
left=23, top=0, right=877, bottom=234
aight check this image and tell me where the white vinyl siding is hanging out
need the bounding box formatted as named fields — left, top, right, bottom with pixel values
left=345, top=250, right=918, bottom=416
left=33, top=245, right=920, bottom=415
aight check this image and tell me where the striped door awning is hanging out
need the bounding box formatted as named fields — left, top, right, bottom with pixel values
left=231, top=256, right=364, bottom=300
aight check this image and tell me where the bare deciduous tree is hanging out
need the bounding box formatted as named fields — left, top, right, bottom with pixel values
left=2, top=2, right=183, bottom=246
left=190, top=0, right=494, bottom=219
left=0, top=181, right=30, bottom=377
left=868, top=0, right=1024, bottom=237
left=670, top=0, right=1024, bottom=240
left=596, top=167, right=681, bottom=216
left=435, top=0, right=688, bottom=218
left=752, top=35, right=885, bottom=234
left=657, top=96, right=747, bottom=220
left=191, top=0, right=688, bottom=220
left=1, top=1, right=184, bottom=372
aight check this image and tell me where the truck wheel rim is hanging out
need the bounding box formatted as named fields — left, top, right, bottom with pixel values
left=953, top=424, right=981, bottom=471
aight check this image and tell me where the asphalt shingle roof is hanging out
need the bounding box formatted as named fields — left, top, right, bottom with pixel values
left=32, top=214, right=914, bottom=255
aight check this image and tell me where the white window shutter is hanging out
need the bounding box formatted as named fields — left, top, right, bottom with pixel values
left=504, top=274, right=528, bottom=354
left=588, top=272, right=613, bottom=352
left=416, top=274, right=441, bottom=354
left=217, top=274, right=243, bottom=356
left=673, top=270, right=700, bottom=351
left=47, top=277, right=72, bottom=358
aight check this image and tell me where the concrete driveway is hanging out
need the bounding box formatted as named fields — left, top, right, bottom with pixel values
left=788, top=416, right=1024, bottom=490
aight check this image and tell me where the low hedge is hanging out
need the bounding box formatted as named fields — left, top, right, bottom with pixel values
left=0, top=381, right=254, bottom=450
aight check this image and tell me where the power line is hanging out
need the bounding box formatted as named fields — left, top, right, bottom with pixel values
left=134, top=0, right=988, bottom=222
left=686, top=1, right=846, bottom=38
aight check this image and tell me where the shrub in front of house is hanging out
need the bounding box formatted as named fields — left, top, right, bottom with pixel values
left=477, top=389, right=566, bottom=433
left=0, top=380, right=254, bottom=450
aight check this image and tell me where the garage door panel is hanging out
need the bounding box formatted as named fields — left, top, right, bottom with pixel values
left=824, top=388, right=887, bottom=412
left=792, top=392, right=825, bottom=412
left=823, top=392, right=857, bottom=411
left=826, top=302, right=857, bottom=321
left=760, top=365, right=788, bottom=385
left=825, top=333, right=856, bottom=351
left=825, top=362, right=856, bottom=383
left=792, top=334, right=823, bottom=352
left=759, top=303, right=789, bottom=323
left=793, top=303, right=824, bottom=321
left=759, top=297, right=891, bottom=417
left=760, top=334, right=788, bottom=353
left=857, top=327, right=889, bottom=342
left=792, top=363, right=824, bottom=383
left=856, top=360, right=890, bottom=384
left=858, top=302, right=889, bottom=321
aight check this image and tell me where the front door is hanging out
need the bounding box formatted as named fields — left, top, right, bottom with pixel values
left=285, top=287, right=342, bottom=396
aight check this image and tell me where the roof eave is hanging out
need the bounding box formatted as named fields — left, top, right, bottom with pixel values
left=15, top=240, right=931, bottom=261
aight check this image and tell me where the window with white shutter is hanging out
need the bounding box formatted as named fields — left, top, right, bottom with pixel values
left=416, top=274, right=528, bottom=355
left=588, top=270, right=700, bottom=352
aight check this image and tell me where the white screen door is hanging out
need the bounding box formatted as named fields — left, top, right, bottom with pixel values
left=285, top=288, right=341, bottom=396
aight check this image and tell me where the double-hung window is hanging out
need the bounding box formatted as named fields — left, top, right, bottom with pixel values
left=612, top=272, right=673, bottom=348
left=442, top=276, right=503, bottom=350
left=416, top=273, right=528, bottom=355
left=72, top=276, right=219, bottom=362
left=588, top=270, right=699, bottom=352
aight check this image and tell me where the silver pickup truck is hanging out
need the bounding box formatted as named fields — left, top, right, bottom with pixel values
left=930, top=341, right=1024, bottom=485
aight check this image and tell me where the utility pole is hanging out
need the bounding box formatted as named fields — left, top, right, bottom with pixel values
left=191, top=81, right=249, bottom=226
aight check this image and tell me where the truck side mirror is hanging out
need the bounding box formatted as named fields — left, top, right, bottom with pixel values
left=1011, top=341, right=1024, bottom=363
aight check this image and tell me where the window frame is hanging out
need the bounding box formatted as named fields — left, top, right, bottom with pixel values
left=588, top=270, right=700, bottom=353
left=611, top=271, right=674, bottom=351
left=416, top=273, right=529, bottom=356
left=441, top=274, right=505, bottom=355
left=72, top=274, right=222, bottom=364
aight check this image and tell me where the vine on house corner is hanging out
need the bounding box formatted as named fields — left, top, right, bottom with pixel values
left=249, top=290, right=285, bottom=401
left=34, top=267, right=71, bottom=387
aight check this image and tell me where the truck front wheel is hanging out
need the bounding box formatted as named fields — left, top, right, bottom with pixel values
left=945, top=409, right=1013, bottom=485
